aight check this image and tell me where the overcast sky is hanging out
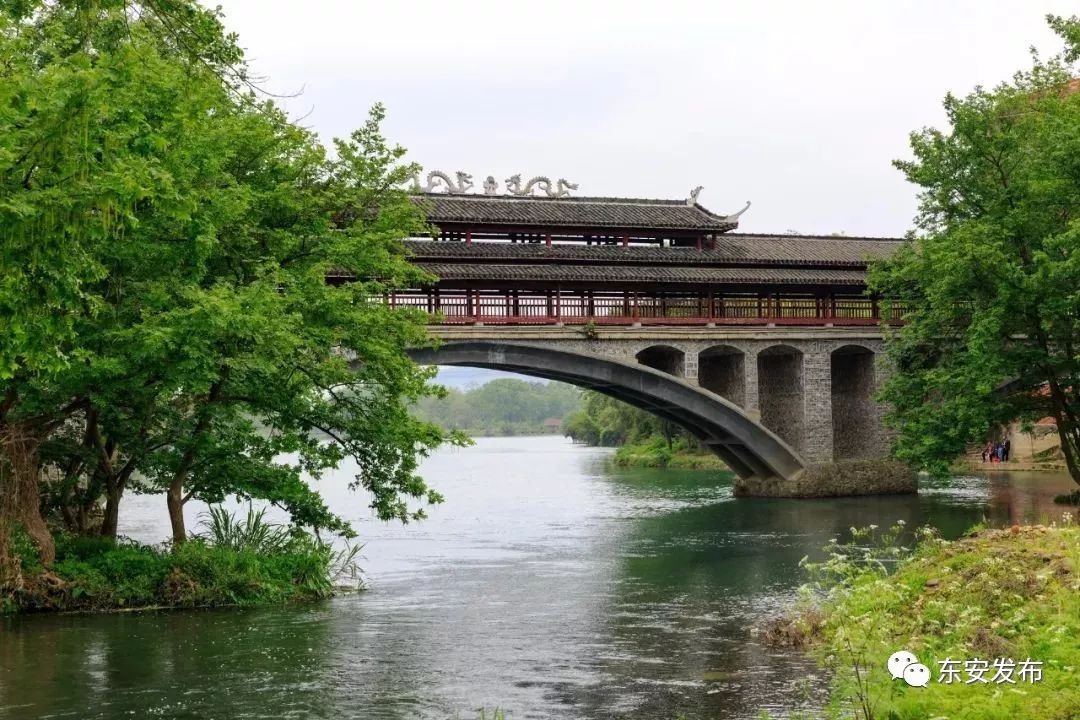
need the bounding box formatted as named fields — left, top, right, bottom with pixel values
left=213, top=0, right=1078, bottom=239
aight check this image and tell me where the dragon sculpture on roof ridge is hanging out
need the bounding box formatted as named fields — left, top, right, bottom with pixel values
left=504, top=174, right=579, bottom=198
left=411, top=170, right=474, bottom=194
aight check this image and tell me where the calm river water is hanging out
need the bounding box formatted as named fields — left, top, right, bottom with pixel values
left=2, top=436, right=1076, bottom=720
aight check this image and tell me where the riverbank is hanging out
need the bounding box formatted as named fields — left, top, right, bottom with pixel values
left=771, top=521, right=1079, bottom=719
left=955, top=459, right=1068, bottom=473
left=609, top=436, right=728, bottom=470
left=3, top=513, right=356, bottom=614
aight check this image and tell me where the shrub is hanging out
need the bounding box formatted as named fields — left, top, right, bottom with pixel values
left=790, top=519, right=1080, bottom=720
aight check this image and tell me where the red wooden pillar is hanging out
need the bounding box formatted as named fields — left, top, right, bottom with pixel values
left=622, top=290, right=631, bottom=317
left=465, top=230, right=472, bottom=246
left=632, top=291, right=639, bottom=319
left=554, top=287, right=561, bottom=319
left=466, top=288, right=475, bottom=320
left=587, top=290, right=595, bottom=318
left=707, top=290, right=714, bottom=319
left=695, top=235, right=702, bottom=251
left=434, top=288, right=442, bottom=313
left=871, top=295, right=880, bottom=320
left=546, top=289, right=554, bottom=319
left=622, top=234, right=629, bottom=248
left=546, top=233, right=552, bottom=246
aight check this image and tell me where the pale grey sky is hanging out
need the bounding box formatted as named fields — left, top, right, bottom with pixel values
left=214, top=0, right=1078, bottom=238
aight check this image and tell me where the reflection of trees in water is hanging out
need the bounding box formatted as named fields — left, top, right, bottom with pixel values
left=1, top=607, right=335, bottom=718
left=983, top=472, right=1079, bottom=526
left=549, top=472, right=993, bottom=719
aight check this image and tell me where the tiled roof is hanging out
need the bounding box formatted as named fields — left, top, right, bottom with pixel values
left=413, top=262, right=868, bottom=286
left=412, top=194, right=738, bottom=232
left=403, top=234, right=901, bottom=268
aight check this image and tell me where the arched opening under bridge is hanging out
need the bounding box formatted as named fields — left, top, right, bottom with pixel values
left=757, top=345, right=805, bottom=453
left=635, top=345, right=685, bottom=377
left=831, top=344, right=877, bottom=460
left=699, top=345, right=746, bottom=407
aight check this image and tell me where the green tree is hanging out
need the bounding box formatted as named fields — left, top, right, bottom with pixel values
left=563, top=391, right=671, bottom=447
left=2, top=1, right=458, bottom=577
left=871, top=14, right=1080, bottom=487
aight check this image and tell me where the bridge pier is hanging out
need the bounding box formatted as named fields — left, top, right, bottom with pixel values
left=743, top=350, right=760, bottom=420
left=802, top=350, right=834, bottom=464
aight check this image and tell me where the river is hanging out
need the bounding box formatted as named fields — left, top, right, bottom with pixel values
left=2, top=436, right=1076, bottom=720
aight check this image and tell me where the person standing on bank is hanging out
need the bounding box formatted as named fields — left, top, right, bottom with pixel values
left=1003, top=438, right=1011, bottom=462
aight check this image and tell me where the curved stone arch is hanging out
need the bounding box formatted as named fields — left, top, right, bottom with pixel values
left=407, top=342, right=806, bottom=482
left=699, top=344, right=747, bottom=407
left=755, top=343, right=806, bottom=453
left=634, top=344, right=685, bottom=377
left=757, top=342, right=805, bottom=356
left=828, top=340, right=880, bottom=355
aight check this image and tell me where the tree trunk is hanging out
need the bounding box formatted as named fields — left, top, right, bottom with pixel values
left=166, top=375, right=226, bottom=545
left=167, top=479, right=186, bottom=544
left=99, top=486, right=122, bottom=539
left=1055, top=421, right=1080, bottom=487
left=0, top=423, right=55, bottom=573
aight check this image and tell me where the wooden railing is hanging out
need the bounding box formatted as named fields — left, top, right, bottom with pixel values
left=387, top=291, right=906, bottom=327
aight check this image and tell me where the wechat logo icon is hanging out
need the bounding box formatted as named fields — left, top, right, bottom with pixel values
left=888, top=650, right=931, bottom=688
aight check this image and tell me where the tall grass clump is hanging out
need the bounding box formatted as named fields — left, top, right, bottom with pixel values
left=199, top=505, right=293, bottom=554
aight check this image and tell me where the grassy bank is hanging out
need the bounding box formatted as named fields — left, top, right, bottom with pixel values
left=774, top=521, right=1079, bottom=719
left=3, top=509, right=360, bottom=614
left=610, top=436, right=727, bottom=471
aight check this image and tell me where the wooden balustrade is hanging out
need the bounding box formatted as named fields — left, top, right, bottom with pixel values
left=386, top=291, right=907, bottom=327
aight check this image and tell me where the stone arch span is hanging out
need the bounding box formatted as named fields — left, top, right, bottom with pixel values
left=407, top=342, right=806, bottom=482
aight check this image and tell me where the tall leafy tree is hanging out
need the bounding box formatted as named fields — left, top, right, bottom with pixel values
left=1, top=0, right=246, bottom=566
left=2, top=1, right=457, bottom=576
left=871, top=14, right=1080, bottom=487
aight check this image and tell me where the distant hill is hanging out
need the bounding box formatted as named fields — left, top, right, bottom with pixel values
left=434, top=367, right=537, bottom=389
left=414, top=378, right=580, bottom=436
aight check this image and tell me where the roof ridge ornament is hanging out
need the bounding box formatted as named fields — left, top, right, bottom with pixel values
left=726, top=200, right=752, bottom=221
left=411, top=170, right=474, bottom=194
left=505, top=174, right=579, bottom=198
left=687, top=186, right=703, bottom=206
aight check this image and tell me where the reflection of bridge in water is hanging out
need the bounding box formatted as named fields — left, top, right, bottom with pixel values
left=358, top=186, right=906, bottom=488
